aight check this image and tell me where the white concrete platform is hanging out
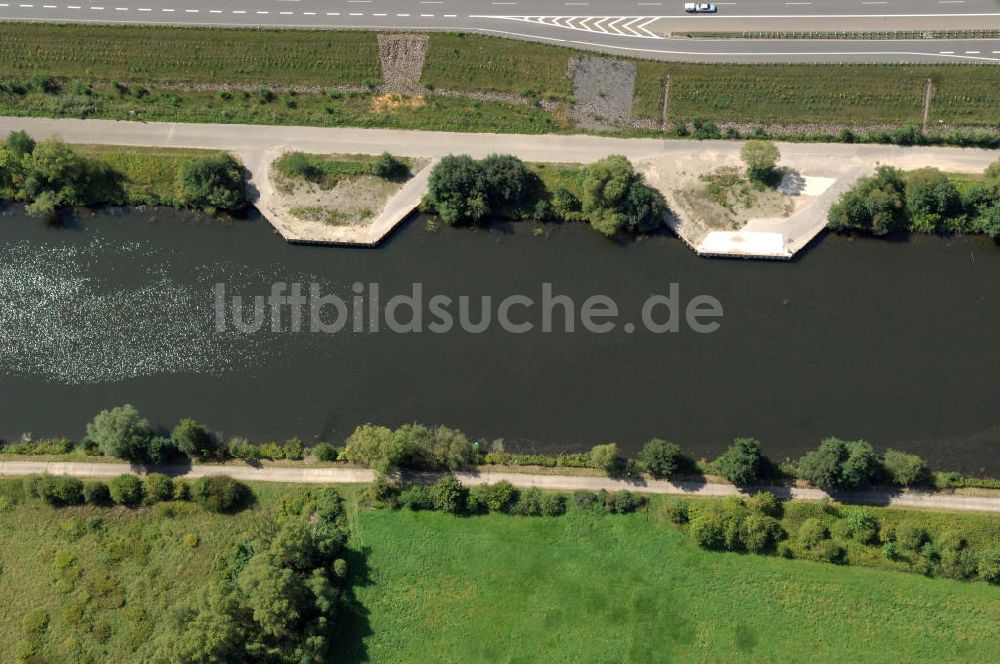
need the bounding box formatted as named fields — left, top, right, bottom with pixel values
left=698, top=231, right=791, bottom=259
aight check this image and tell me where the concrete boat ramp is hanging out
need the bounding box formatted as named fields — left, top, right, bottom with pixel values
left=1, top=117, right=996, bottom=259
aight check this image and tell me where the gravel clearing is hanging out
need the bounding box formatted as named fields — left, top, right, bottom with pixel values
left=378, top=34, right=429, bottom=93
left=569, top=56, right=636, bottom=131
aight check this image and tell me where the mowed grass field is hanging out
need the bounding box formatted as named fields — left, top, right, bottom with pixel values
left=346, top=508, right=1000, bottom=663
left=0, top=480, right=998, bottom=663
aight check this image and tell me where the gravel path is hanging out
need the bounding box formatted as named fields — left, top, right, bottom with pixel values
left=1, top=460, right=997, bottom=513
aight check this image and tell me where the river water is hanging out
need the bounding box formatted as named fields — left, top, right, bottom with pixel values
left=1, top=206, right=998, bottom=474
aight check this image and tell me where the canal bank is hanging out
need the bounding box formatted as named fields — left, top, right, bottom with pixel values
left=1, top=116, right=997, bottom=258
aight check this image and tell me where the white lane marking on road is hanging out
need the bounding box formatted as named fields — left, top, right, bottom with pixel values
left=42, top=4, right=56, bottom=7
left=114, top=7, right=128, bottom=10
left=421, top=14, right=435, bottom=17
left=560, top=38, right=1000, bottom=62
left=90, top=5, right=103, bottom=9
left=137, top=7, right=151, bottom=10
left=184, top=8, right=197, bottom=12
left=349, top=12, right=363, bottom=15
left=479, top=11, right=1000, bottom=18
left=280, top=10, right=293, bottom=14
left=445, top=14, right=457, bottom=17
left=476, top=28, right=567, bottom=43
left=232, top=9, right=245, bottom=13
left=209, top=9, right=220, bottom=12
left=938, top=1, right=964, bottom=3
left=396, top=13, right=409, bottom=16
left=67, top=4, right=80, bottom=7
left=478, top=16, right=663, bottom=39
left=966, top=50, right=980, bottom=53
left=862, top=2, right=888, bottom=4
left=256, top=10, right=268, bottom=14
left=18, top=3, right=34, bottom=7
left=303, top=11, right=315, bottom=14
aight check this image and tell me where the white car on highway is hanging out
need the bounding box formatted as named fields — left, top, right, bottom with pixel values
left=684, top=3, right=718, bottom=12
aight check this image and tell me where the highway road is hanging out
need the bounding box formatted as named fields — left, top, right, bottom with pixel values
left=1, top=0, right=999, bottom=62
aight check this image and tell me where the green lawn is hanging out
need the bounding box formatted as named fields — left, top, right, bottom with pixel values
left=76, top=144, right=212, bottom=206
left=346, top=507, right=1000, bottom=663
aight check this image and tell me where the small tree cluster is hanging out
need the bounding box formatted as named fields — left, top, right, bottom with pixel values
left=343, top=423, right=475, bottom=474
left=797, top=437, right=880, bottom=491
left=688, top=494, right=785, bottom=554
left=713, top=438, right=764, bottom=485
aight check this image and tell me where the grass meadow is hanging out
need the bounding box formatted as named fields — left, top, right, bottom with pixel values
left=0, top=478, right=998, bottom=662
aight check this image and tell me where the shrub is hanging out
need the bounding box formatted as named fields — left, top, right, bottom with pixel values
left=713, top=438, right=763, bottom=485
left=85, top=404, right=154, bottom=462
left=745, top=491, right=781, bottom=517
left=192, top=476, right=252, bottom=513
left=882, top=449, right=929, bottom=487
left=311, top=443, right=339, bottom=462
left=171, top=418, right=217, bottom=459
left=797, top=518, right=828, bottom=549
left=589, top=442, right=620, bottom=475
left=109, top=474, right=144, bottom=507
left=661, top=497, right=689, bottom=524
left=540, top=493, right=568, bottom=517
left=690, top=514, right=726, bottom=550
left=606, top=490, right=647, bottom=514
left=429, top=475, right=467, bottom=514
left=977, top=548, right=1000, bottom=584
left=839, top=507, right=879, bottom=544
left=895, top=520, right=929, bottom=552
left=143, top=473, right=174, bottom=503
left=83, top=480, right=111, bottom=506
left=34, top=475, right=84, bottom=507
left=483, top=481, right=518, bottom=513
left=513, top=487, right=544, bottom=516
left=176, top=152, right=248, bottom=212
left=815, top=540, right=847, bottom=564
left=741, top=513, right=783, bottom=553
left=398, top=484, right=433, bottom=511
left=228, top=438, right=261, bottom=463
left=361, top=476, right=401, bottom=509
left=282, top=438, right=304, bottom=461
left=638, top=438, right=683, bottom=478
left=572, top=490, right=598, bottom=510
left=258, top=442, right=284, bottom=460
left=172, top=478, right=191, bottom=501
left=466, top=485, right=490, bottom=513
left=183, top=533, right=200, bottom=548
left=828, top=166, right=907, bottom=235
left=371, top=152, right=410, bottom=181
left=22, top=608, right=49, bottom=635
left=343, top=424, right=403, bottom=474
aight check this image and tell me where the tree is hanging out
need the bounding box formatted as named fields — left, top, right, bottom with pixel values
left=690, top=514, right=725, bottom=550
left=423, top=155, right=489, bottom=224
left=797, top=438, right=879, bottom=491
left=85, top=404, right=154, bottom=462
left=904, top=167, right=961, bottom=232
left=428, top=426, right=476, bottom=470
left=713, top=437, right=763, bottom=485
left=589, top=442, right=620, bottom=475
left=343, top=423, right=404, bottom=474
left=638, top=438, right=683, bottom=478
left=21, top=139, right=92, bottom=214
left=109, top=473, right=145, bottom=507
left=480, top=153, right=534, bottom=210
left=581, top=154, right=665, bottom=236
left=828, top=166, right=907, bottom=235
left=172, top=418, right=218, bottom=459
left=882, top=449, right=929, bottom=486
left=740, top=140, right=780, bottom=181
left=430, top=475, right=467, bottom=514
left=177, top=152, right=248, bottom=212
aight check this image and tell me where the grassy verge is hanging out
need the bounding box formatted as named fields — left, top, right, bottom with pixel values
left=0, top=84, right=567, bottom=134
left=422, top=33, right=573, bottom=98
left=0, top=23, right=380, bottom=86
left=74, top=145, right=211, bottom=206
left=346, top=503, right=1000, bottom=663
left=632, top=62, right=1000, bottom=126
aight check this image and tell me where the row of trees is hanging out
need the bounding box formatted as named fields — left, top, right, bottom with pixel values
left=828, top=160, right=1000, bottom=237
left=0, top=130, right=247, bottom=217
left=364, top=475, right=646, bottom=518
left=421, top=153, right=667, bottom=237
left=26, top=472, right=252, bottom=512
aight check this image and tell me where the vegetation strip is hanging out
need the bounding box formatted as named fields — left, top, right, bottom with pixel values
left=0, top=25, right=999, bottom=143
